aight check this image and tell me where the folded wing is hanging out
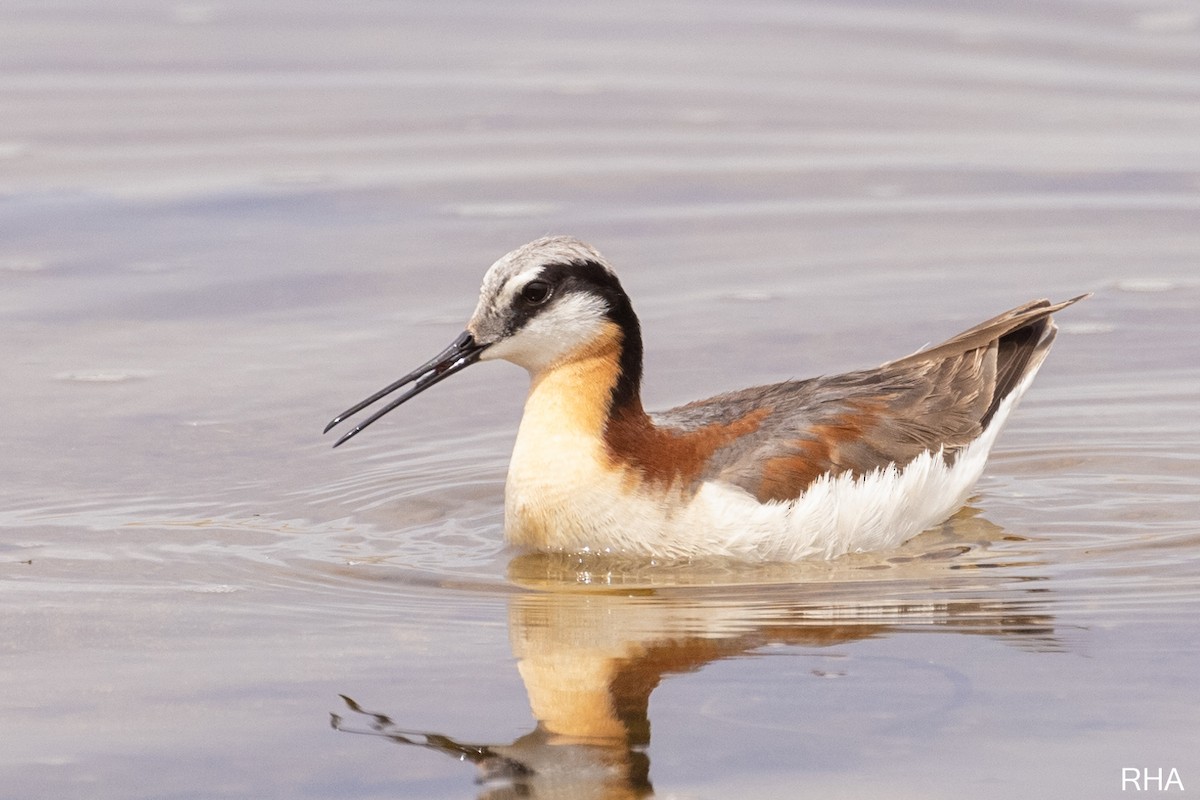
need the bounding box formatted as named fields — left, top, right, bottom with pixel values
left=651, top=296, right=1086, bottom=503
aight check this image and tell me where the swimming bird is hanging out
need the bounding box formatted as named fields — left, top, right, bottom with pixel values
left=325, top=236, right=1085, bottom=560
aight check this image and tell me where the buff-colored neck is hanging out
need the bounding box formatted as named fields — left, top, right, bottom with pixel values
left=504, top=323, right=645, bottom=550
left=522, top=322, right=635, bottom=438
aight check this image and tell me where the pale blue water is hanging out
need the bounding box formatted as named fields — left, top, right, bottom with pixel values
left=2, top=2, right=1199, bottom=798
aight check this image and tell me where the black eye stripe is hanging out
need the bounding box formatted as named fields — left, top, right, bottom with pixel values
left=512, top=259, right=643, bottom=409
left=504, top=259, right=632, bottom=334
left=498, top=258, right=643, bottom=408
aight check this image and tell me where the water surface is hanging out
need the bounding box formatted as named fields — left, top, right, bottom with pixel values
left=2, top=1, right=1199, bottom=798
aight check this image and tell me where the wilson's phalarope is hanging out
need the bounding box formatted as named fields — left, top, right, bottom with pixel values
left=326, top=236, right=1085, bottom=560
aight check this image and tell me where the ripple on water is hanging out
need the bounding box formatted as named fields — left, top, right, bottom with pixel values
left=0, top=256, right=46, bottom=272
left=9, top=347, right=1198, bottom=638
left=53, top=369, right=158, bottom=383
left=1112, top=278, right=1178, bottom=293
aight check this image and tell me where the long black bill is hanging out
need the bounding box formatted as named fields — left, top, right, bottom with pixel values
left=324, top=331, right=487, bottom=447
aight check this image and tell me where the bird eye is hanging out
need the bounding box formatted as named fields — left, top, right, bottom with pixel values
left=520, top=280, right=552, bottom=306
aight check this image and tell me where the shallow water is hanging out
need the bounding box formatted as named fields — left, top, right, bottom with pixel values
left=3, top=1, right=1199, bottom=798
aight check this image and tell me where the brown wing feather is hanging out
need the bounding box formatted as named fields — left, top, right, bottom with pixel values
left=652, top=295, right=1086, bottom=502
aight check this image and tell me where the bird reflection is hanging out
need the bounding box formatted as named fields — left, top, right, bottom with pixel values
left=333, top=695, right=647, bottom=799
left=332, top=512, right=1060, bottom=798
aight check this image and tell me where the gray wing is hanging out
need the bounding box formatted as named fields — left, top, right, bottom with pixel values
left=650, top=296, right=1085, bottom=502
